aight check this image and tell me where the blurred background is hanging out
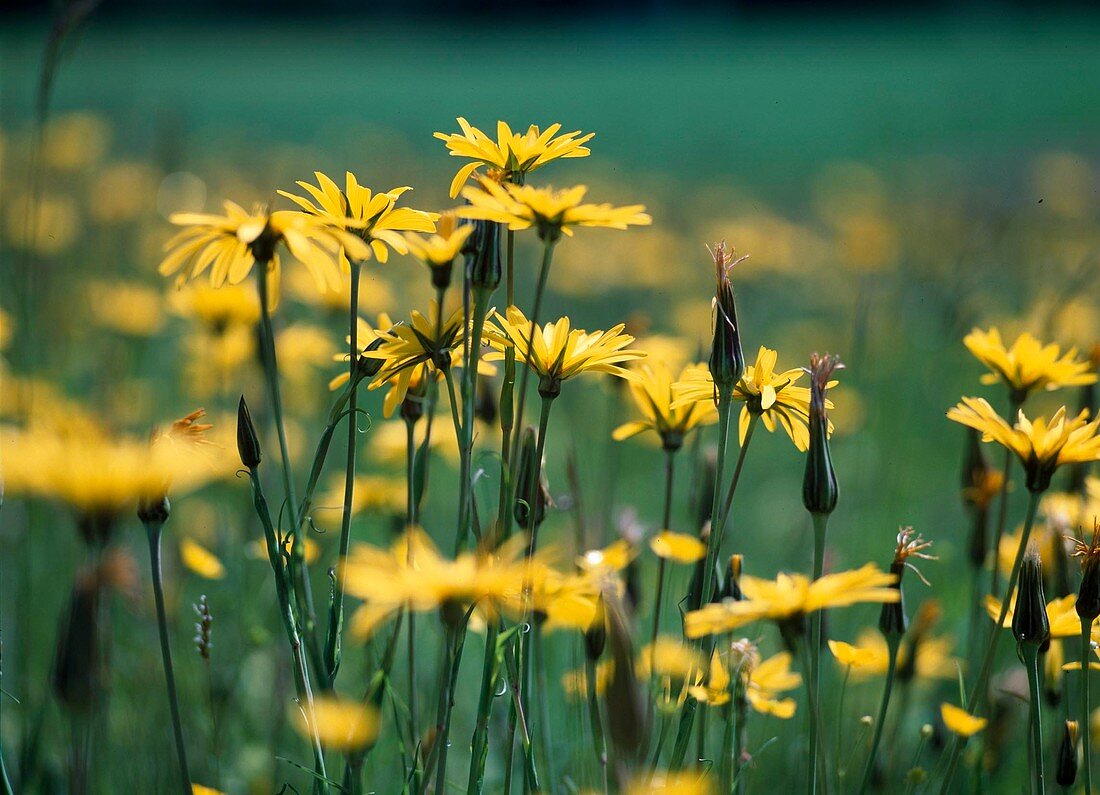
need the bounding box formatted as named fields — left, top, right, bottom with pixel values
left=2, top=1, right=1100, bottom=790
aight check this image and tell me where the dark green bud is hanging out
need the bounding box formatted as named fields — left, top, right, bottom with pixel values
left=584, top=594, right=607, bottom=661
left=708, top=243, right=746, bottom=394
left=1077, top=540, right=1100, bottom=621
left=1056, top=720, right=1079, bottom=787
left=236, top=395, right=262, bottom=470
left=1012, top=549, right=1050, bottom=647
left=137, top=494, right=170, bottom=526
left=355, top=335, right=389, bottom=380
left=466, top=220, right=502, bottom=292
left=802, top=353, right=843, bottom=516
left=723, top=554, right=744, bottom=601
left=878, top=561, right=908, bottom=639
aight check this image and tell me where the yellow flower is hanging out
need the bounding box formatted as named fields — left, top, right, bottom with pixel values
left=485, top=306, right=645, bottom=395
left=192, top=786, right=225, bottom=795
left=649, top=531, right=706, bottom=564
left=292, top=696, right=379, bottom=752
left=318, top=474, right=406, bottom=519
left=434, top=117, right=594, bottom=197
left=963, top=327, right=1097, bottom=398
left=636, top=637, right=704, bottom=683
left=179, top=538, right=226, bottom=580
left=577, top=539, right=636, bottom=575
left=404, top=210, right=474, bottom=268
left=828, top=639, right=882, bottom=670
left=684, top=565, right=899, bottom=638
left=672, top=347, right=835, bottom=451
left=832, top=629, right=958, bottom=681
left=984, top=592, right=1083, bottom=638
left=688, top=649, right=732, bottom=706
left=745, top=648, right=800, bottom=719
left=160, top=200, right=371, bottom=293
left=941, top=703, right=987, bottom=737
left=278, top=170, right=437, bottom=263
left=86, top=281, right=164, bottom=336
left=168, top=283, right=260, bottom=331
left=624, top=771, right=714, bottom=794
left=613, top=362, right=718, bottom=450
left=947, top=398, right=1100, bottom=491
left=562, top=659, right=614, bottom=701
left=342, top=528, right=531, bottom=639
left=248, top=536, right=320, bottom=566
left=458, top=179, right=651, bottom=241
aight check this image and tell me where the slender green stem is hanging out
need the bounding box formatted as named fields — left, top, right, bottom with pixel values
left=586, top=659, right=609, bottom=795
left=938, top=490, right=1042, bottom=793
left=405, top=416, right=420, bottom=756
left=835, top=667, right=851, bottom=792
left=325, top=258, right=361, bottom=686
left=1022, top=643, right=1046, bottom=794
left=721, top=697, right=735, bottom=794
left=718, top=413, right=759, bottom=530
left=988, top=444, right=1014, bottom=597
left=698, top=395, right=733, bottom=611
left=426, top=617, right=469, bottom=795
left=858, top=637, right=900, bottom=795
left=534, top=628, right=555, bottom=793
left=1083, top=619, right=1094, bottom=795
left=497, top=230, right=517, bottom=535
left=443, top=366, right=464, bottom=450
left=649, top=449, right=677, bottom=676
left=467, top=619, right=502, bottom=794
left=795, top=632, right=829, bottom=795
left=733, top=690, right=748, bottom=795
left=810, top=511, right=829, bottom=788
left=458, top=290, right=491, bottom=554
left=143, top=519, right=192, bottom=795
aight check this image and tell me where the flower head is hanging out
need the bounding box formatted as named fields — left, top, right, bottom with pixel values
left=434, top=117, right=594, bottom=197
left=707, top=241, right=747, bottom=393
left=649, top=531, right=707, bottom=564
left=613, top=362, right=718, bottom=451
left=947, top=397, right=1100, bottom=492
left=458, top=179, right=651, bottom=242
left=403, top=210, right=474, bottom=272
left=941, top=703, right=987, bottom=737
left=963, top=327, right=1097, bottom=401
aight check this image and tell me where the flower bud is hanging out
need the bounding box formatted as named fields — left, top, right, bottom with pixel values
left=707, top=242, right=746, bottom=396
left=236, top=395, right=262, bottom=470
left=466, top=220, right=502, bottom=292
left=1012, top=547, right=1050, bottom=647
left=802, top=353, right=842, bottom=516
left=514, top=428, right=549, bottom=530
left=355, top=335, right=389, bottom=381
left=723, top=554, right=744, bottom=601
left=1056, top=720, right=1079, bottom=787
left=878, top=560, right=909, bottom=640
left=137, top=494, right=170, bottom=527
left=585, top=593, right=608, bottom=661
left=1076, top=524, right=1100, bottom=621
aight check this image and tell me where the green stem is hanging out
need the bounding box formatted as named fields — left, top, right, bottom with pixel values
left=405, top=416, right=420, bottom=758
left=497, top=230, right=517, bottom=536
left=143, top=519, right=192, bottom=795
left=457, top=290, right=491, bottom=554
left=938, top=490, right=1042, bottom=793
left=733, top=690, right=748, bottom=795
left=1084, top=619, right=1094, bottom=795
left=795, top=632, right=829, bottom=795
left=988, top=442, right=1015, bottom=597
left=810, top=511, right=829, bottom=788
left=718, top=412, right=759, bottom=531
left=698, top=394, right=733, bottom=611
left=429, top=617, right=469, bottom=795
left=648, top=449, right=677, bottom=677
left=586, top=659, right=609, bottom=795
left=858, top=637, right=900, bottom=795
left=467, top=619, right=502, bottom=795
left=835, top=667, right=851, bottom=792
left=325, top=258, right=361, bottom=686
left=1022, top=643, right=1046, bottom=794
left=534, top=628, right=555, bottom=793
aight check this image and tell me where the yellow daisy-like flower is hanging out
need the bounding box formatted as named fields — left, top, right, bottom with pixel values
left=688, top=648, right=732, bottom=706
left=828, top=639, right=882, bottom=670
left=963, top=327, right=1097, bottom=399
left=613, top=362, right=718, bottom=451
left=684, top=565, right=899, bottom=638
left=278, top=170, right=438, bottom=263
left=167, top=283, right=260, bottom=331
left=624, top=771, right=714, bottom=795
left=458, top=179, right=651, bottom=242
left=434, top=117, right=595, bottom=198
left=342, top=527, right=531, bottom=639
left=649, top=531, right=706, bottom=564
left=744, top=648, right=800, bottom=719
left=484, top=306, right=645, bottom=396
left=947, top=397, right=1100, bottom=492
left=291, top=696, right=379, bottom=752
left=831, top=629, right=958, bottom=680
left=160, top=200, right=371, bottom=293
left=941, top=703, right=987, bottom=737
left=672, top=347, right=836, bottom=451
left=179, top=538, right=226, bottom=580
left=403, top=210, right=474, bottom=269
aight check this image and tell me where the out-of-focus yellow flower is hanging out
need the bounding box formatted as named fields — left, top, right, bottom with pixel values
left=836, top=213, right=899, bottom=273
left=688, top=648, right=731, bottom=706
left=277, top=324, right=335, bottom=379
left=828, top=639, right=882, bottom=670
left=649, top=531, right=706, bottom=564
left=577, top=539, right=635, bottom=576
left=292, top=696, right=379, bottom=752
left=685, top=565, right=899, bottom=638
left=318, top=474, right=406, bottom=519
left=168, top=283, right=260, bottom=331
left=941, top=703, right=987, bottom=737
left=160, top=200, right=371, bottom=292
left=184, top=325, right=256, bottom=398
left=948, top=398, right=1100, bottom=491
left=42, top=113, right=111, bottom=171
left=435, top=117, right=594, bottom=198
left=744, top=647, right=800, bottom=719
left=87, top=281, right=164, bottom=336
left=624, top=770, right=714, bottom=794
left=458, top=179, right=651, bottom=241
left=5, top=194, right=80, bottom=254
left=286, top=265, right=396, bottom=317
left=278, top=171, right=437, bottom=263
left=485, top=306, right=645, bottom=394
left=89, top=162, right=158, bottom=223
left=191, top=785, right=225, bottom=795
left=673, top=347, right=835, bottom=451
left=831, top=629, right=958, bottom=680
left=0, top=308, right=13, bottom=353
left=963, top=328, right=1097, bottom=398
left=179, top=538, right=226, bottom=580
left=997, top=523, right=1059, bottom=580
left=636, top=637, right=703, bottom=683
left=404, top=210, right=474, bottom=269
left=984, top=592, right=1083, bottom=639
left=613, top=362, right=717, bottom=449
left=562, top=659, right=614, bottom=701
left=247, top=536, right=320, bottom=566
left=342, top=528, right=532, bottom=639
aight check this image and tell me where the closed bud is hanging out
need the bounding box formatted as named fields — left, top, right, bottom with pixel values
left=137, top=494, right=170, bottom=527
left=1075, top=523, right=1100, bottom=620
left=356, top=335, right=389, bottom=380
left=707, top=242, right=746, bottom=394
left=585, top=594, right=607, bottom=661
left=723, top=554, right=744, bottom=601
left=878, top=560, right=909, bottom=640
left=1056, top=720, right=1080, bottom=787
left=514, top=428, right=550, bottom=530
left=1012, top=547, right=1050, bottom=647
left=466, top=220, right=502, bottom=292
left=802, top=353, right=843, bottom=516
left=236, top=395, right=262, bottom=470
left=475, top=378, right=497, bottom=426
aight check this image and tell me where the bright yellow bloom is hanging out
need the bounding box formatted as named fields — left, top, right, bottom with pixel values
left=831, top=629, right=958, bottom=680
left=434, top=117, right=594, bottom=198
left=963, top=327, right=1097, bottom=398
left=403, top=210, right=474, bottom=268
left=485, top=306, right=645, bottom=394
left=160, top=200, right=371, bottom=293
left=86, top=281, right=164, bottom=336
left=192, top=786, right=225, bottom=795
left=577, top=539, right=636, bottom=575
left=688, top=648, right=732, bottom=706
left=458, top=179, right=651, bottom=241
left=179, top=538, right=226, bottom=580
left=672, top=347, right=835, bottom=451
left=168, top=283, right=260, bottom=331
left=624, top=771, right=714, bottom=794
left=828, top=639, right=881, bottom=670
left=649, top=531, right=706, bottom=564
left=941, top=703, right=987, bottom=737
left=342, top=528, right=531, bottom=639
left=744, top=647, right=800, bottom=719
left=636, top=637, right=704, bottom=683
left=292, top=696, right=379, bottom=752
left=613, top=362, right=718, bottom=449
left=948, top=397, right=1100, bottom=491
left=684, top=565, right=899, bottom=638
left=278, top=170, right=437, bottom=263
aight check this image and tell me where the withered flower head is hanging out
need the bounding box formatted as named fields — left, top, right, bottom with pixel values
left=879, top=528, right=936, bottom=639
